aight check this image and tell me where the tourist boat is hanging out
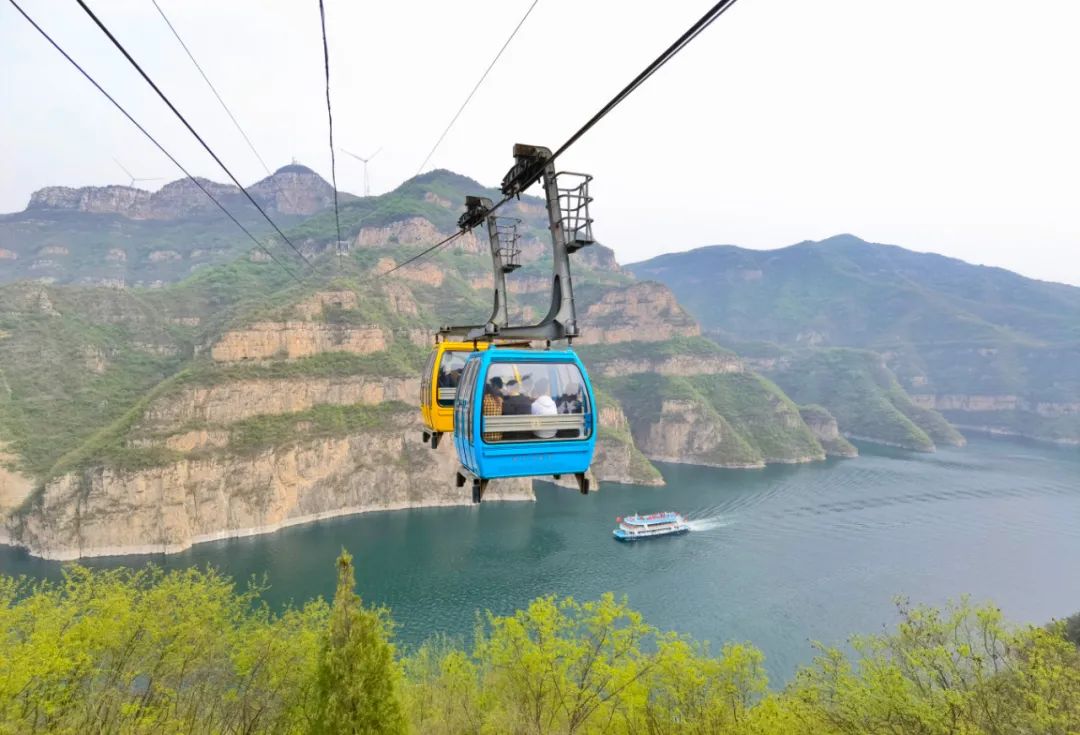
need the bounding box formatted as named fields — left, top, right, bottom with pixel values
left=613, top=512, right=690, bottom=542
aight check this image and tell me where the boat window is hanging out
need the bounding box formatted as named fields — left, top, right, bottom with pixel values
left=479, top=361, right=590, bottom=443
left=436, top=351, right=471, bottom=406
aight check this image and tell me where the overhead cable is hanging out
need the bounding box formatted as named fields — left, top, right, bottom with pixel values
left=151, top=0, right=272, bottom=177
left=74, top=0, right=312, bottom=267
left=414, top=0, right=539, bottom=177
left=317, top=0, right=344, bottom=265
left=549, top=0, right=740, bottom=165
left=382, top=0, right=743, bottom=276
left=376, top=0, right=743, bottom=281
left=5, top=0, right=303, bottom=285
left=379, top=230, right=469, bottom=277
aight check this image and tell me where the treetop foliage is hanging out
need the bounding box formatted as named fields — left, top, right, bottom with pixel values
left=0, top=563, right=1078, bottom=734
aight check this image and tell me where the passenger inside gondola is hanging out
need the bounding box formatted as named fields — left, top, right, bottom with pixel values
left=438, top=353, right=466, bottom=390
left=557, top=381, right=583, bottom=414
left=501, top=378, right=533, bottom=416
left=531, top=378, right=557, bottom=438
left=482, top=377, right=504, bottom=442
left=480, top=362, right=589, bottom=442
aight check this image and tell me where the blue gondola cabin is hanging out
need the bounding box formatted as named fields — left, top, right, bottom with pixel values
left=453, top=346, right=596, bottom=502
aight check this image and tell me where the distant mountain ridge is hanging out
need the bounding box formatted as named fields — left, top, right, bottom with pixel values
left=629, top=235, right=1080, bottom=444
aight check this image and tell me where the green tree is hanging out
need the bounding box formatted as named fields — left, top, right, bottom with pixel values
left=641, top=638, right=767, bottom=734
left=401, top=634, right=483, bottom=735
left=770, top=598, right=1080, bottom=735
left=0, top=564, right=327, bottom=734
left=312, top=550, right=406, bottom=735
left=475, top=593, right=655, bottom=735
left=1063, top=611, right=1080, bottom=648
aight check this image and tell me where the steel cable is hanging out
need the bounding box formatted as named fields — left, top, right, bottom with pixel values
left=5, top=0, right=303, bottom=285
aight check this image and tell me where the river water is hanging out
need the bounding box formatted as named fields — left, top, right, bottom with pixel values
left=2, top=436, right=1078, bottom=680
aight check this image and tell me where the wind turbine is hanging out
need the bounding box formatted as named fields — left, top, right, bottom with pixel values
left=339, top=147, right=381, bottom=197
left=114, top=159, right=166, bottom=188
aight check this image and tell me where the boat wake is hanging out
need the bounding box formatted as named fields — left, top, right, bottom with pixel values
left=685, top=515, right=733, bottom=532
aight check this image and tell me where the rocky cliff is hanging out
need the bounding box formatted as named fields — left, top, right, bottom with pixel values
left=798, top=405, right=858, bottom=457
left=578, top=282, right=700, bottom=345
left=910, top=394, right=1080, bottom=445
left=25, top=165, right=336, bottom=220
left=13, top=417, right=531, bottom=560
left=581, top=336, right=828, bottom=469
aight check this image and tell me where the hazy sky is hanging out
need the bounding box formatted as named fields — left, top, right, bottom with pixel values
left=2, top=0, right=1078, bottom=284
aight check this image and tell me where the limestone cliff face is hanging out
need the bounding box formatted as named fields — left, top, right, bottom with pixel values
left=9, top=418, right=533, bottom=560
left=210, top=322, right=388, bottom=362
left=635, top=399, right=763, bottom=469
left=0, top=446, right=34, bottom=539
left=25, top=165, right=334, bottom=220
left=592, top=354, right=743, bottom=379
left=293, top=290, right=358, bottom=318
left=912, top=393, right=1080, bottom=417
left=910, top=393, right=1080, bottom=444
left=798, top=406, right=858, bottom=458
left=579, top=283, right=699, bottom=344
left=246, top=168, right=335, bottom=215
left=140, top=376, right=417, bottom=429
left=356, top=218, right=450, bottom=249
left=27, top=185, right=154, bottom=217
left=592, top=403, right=664, bottom=486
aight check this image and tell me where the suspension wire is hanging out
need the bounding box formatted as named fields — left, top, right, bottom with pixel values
left=151, top=0, right=272, bottom=177
left=414, top=0, right=539, bottom=177
left=549, top=0, right=740, bottom=165
left=379, top=230, right=468, bottom=277
left=5, top=0, right=303, bottom=285
left=316, top=0, right=344, bottom=267
left=74, top=0, right=313, bottom=267
left=383, top=0, right=741, bottom=278
left=346, top=0, right=543, bottom=275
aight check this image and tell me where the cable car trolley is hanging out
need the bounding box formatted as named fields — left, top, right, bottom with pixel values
left=447, top=143, right=598, bottom=502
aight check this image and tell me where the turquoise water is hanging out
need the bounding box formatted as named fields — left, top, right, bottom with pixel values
left=2, top=436, right=1078, bottom=680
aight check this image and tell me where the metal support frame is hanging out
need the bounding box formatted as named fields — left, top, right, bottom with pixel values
left=456, top=469, right=489, bottom=504
left=440, top=144, right=594, bottom=344
left=422, top=430, right=443, bottom=449
left=473, top=143, right=592, bottom=342
left=439, top=196, right=517, bottom=338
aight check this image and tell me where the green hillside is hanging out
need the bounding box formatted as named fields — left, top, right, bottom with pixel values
left=602, top=369, right=825, bottom=467
left=766, top=348, right=964, bottom=452
left=628, top=234, right=1080, bottom=344
left=629, top=235, right=1080, bottom=444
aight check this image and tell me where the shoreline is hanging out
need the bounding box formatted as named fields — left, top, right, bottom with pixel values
left=3, top=492, right=535, bottom=562
left=3, top=431, right=1073, bottom=562
left=949, top=424, right=1080, bottom=447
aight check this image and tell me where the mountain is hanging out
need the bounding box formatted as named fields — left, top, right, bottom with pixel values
left=629, top=235, right=1080, bottom=445
left=0, top=168, right=894, bottom=559
left=0, top=165, right=343, bottom=288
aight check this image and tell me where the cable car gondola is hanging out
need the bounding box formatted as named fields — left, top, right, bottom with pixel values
left=451, top=143, right=598, bottom=502
left=454, top=346, right=595, bottom=503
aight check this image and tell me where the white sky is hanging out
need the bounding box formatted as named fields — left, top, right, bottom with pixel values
left=2, top=0, right=1078, bottom=285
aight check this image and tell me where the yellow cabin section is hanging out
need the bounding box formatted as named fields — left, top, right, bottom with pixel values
left=421, top=341, right=490, bottom=445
